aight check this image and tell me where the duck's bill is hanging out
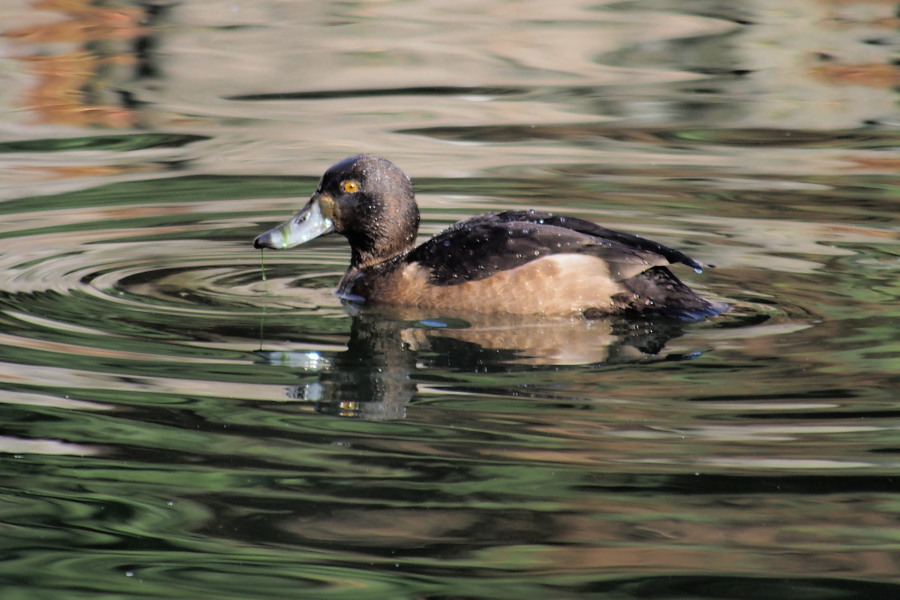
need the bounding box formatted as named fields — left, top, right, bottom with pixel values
left=253, top=198, right=334, bottom=250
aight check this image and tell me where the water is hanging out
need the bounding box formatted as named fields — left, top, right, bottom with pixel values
left=1, top=1, right=899, bottom=598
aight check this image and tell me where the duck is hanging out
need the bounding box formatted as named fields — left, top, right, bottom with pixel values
left=253, top=154, right=722, bottom=319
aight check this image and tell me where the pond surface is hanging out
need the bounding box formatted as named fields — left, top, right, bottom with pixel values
left=1, top=1, right=899, bottom=598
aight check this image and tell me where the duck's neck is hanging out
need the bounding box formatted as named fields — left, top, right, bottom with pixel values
left=347, top=214, right=419, bottom=270
left=337, top=251, right=409, bottom=303
left=349, top=243, right=412, bottom=271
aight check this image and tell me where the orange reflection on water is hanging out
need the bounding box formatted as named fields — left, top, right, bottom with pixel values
left=23, top=160, right=160, bottom=179
left=810, top=62, right=900, bottom=88
left=4, top=0, right=145, bottom=43
left=3, top=0, right=147, bottom=128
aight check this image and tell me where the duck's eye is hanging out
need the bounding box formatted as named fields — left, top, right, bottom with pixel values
left=341, top=180, right=360, bottom=194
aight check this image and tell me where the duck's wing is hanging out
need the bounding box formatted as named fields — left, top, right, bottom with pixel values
left=407, top=210, right=704, bottom=286
left=490, top=210, right=703, bottom=270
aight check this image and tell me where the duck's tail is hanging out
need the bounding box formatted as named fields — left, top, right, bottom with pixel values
left=615, top=266, right=726, bottom=320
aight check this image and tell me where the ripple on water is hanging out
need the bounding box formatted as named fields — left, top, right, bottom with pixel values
left=3, top=0, right=900, bottom=594
left=0, top=188, right=894, bottom=600
left=0, top=161, right=893, bottom=600
left=0, top=192, right=354, bottom=424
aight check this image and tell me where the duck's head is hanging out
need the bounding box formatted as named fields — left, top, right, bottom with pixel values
left=253, top=154, right=420, bottom=268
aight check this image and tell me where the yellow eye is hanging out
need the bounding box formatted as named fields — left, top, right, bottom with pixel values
left=341, top=180, right=359, bottom=194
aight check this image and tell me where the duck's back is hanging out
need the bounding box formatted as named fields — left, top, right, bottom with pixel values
left=343, top=210, right=718, bottom=318
left=411, top=210, right=701, bottom=281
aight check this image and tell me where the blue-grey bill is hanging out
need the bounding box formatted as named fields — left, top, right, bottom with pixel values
left=253, top=200, right=334, bottom=250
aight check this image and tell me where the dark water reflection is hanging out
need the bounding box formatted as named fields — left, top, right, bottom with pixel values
left=1, top=0, right=899, bottom=598
left=258, top=309, right=709, bottom=420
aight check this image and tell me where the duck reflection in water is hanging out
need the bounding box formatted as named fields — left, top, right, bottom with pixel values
left=256, top=308, right=696, bottom=420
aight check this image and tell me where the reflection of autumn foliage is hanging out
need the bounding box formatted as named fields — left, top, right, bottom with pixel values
left=3, top=0, right=148, bottom=128
left=813, top=1, right=900, bottom=89
left=809, top=62, right=900, bottom=89
left=843, top=156, right=900, bottom=171
left=23, top=160, right=161, bottom=179
left=4, top=0, right=145, bottom=43
left=20, top=50, right=139, bottom=128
